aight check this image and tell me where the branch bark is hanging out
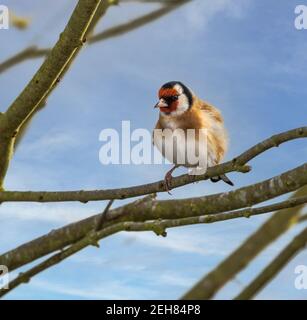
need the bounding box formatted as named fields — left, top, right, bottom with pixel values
left=1, top=163, right=306, bottom=273
left=2, top=195, right=307, bottom=297
left=181, top=186, right=307, bottom=300
left=89, top=0, right=191, bottom=43
left=0, top=199, right=115, bottom=298
left=0, top=0, right=190, bottom=75
left=234, top=227, right=307, bottom=300
left=0, top=0, right=305, bottom=301
left=0, top=47, right=50, bottom=74
left=0, top=0, right=105, bottom=188
left=0, top=127, right=305, bottom=202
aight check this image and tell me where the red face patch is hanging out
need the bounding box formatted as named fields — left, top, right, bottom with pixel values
left=159, top=102, right=179, bottom=113
left=158, top=88, right=179, bottom=113
left=158, top=88, right=179, bottom=99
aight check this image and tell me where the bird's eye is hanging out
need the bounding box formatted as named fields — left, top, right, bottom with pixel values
left=164, top=95, right=179, bottom=103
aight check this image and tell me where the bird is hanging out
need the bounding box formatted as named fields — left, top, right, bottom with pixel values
left=153, top=81, right=233, bottom=192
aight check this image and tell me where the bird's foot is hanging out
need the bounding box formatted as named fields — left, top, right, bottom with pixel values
left=164, top=165, right=179, bottom=194
left=164, top=171, right=173, bottom=195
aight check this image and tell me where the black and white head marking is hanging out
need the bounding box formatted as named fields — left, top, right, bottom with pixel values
left=160, top=81, right=194, bottom=116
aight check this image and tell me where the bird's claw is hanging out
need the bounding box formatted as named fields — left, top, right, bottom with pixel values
left=164, top=172, right=173, bottom=195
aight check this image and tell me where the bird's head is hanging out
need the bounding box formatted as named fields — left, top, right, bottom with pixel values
left=155, top=81, right=194, bottom=116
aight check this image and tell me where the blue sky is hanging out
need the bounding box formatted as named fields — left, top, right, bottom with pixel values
left=0, top=0, right=306, bottom=299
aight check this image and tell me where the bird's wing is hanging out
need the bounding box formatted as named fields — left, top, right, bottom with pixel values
left=198, top=100, right=224, bottom=124
left=197, top=99, right=227, bottom=165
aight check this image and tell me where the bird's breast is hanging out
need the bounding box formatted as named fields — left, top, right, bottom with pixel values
left=153, top=125, right=207, bottom=168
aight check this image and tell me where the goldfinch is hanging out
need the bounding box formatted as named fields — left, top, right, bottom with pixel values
left=153, top=81, right=233, bottom=192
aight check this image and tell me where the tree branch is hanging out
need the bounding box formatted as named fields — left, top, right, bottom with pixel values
left=0, top=199, right=115, bottom=298
left=181, top=185, right=307, bottom=300
left=2, top=194, right=307, bottom=297
left=0, top=0, right=105, bottom=188
left=1, top=163, right=306, bottom=273
left=0, top=47, right=50, bottom=74
left=89, top=0, right=191, bottom=43
left=11, top=1, right=113, bottom=153
left=0, top=127, right=305, bottom=202
left=0, top=0, right=190, bottom=75
left=234, top=227, right=307, bottom=300
left=1, top=0, right=304, bottom=301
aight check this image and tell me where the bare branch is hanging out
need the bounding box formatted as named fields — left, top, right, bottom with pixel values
left=89, top=0, right=191, bottom=43
left=95, top=199, right=115, bottom=231
left=0, top=198, right=116, bottom=298
left=1, top=0, right=305, bottom=301
left=0, top=0, right=107, bottom=188
left=0, top=163, right=306, bottom=273
left=2, top=194, right=307, bottom=297
left=0, top=47, right=50, bottom=74
left=181, top=186, right=307, bottom=300
left=234, top=227, right=307, bottom=300
left=0, top=127, right=305, bottom=202
left=11, top=2, right=113, bottom=153
left=0, top=1, right=190, bottom=75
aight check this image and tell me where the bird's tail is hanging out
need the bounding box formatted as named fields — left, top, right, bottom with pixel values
left=210, top=174, right=234, bottom=186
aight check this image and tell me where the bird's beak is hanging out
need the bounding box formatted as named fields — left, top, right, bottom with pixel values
left=154, top=99, right=168, bottom=109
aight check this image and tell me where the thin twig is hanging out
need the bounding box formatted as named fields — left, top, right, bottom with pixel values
left=95, top=199, right=114, bottom=231
left=90, top=0, right=191, bottom=43
left=0, top=47, right=50, bottom=74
